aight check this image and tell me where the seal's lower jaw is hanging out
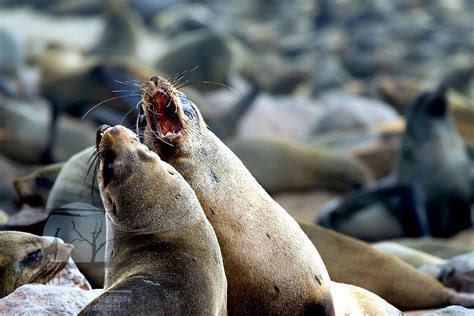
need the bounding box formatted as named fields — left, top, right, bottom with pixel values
left=144, top=84, right=184, bottom=143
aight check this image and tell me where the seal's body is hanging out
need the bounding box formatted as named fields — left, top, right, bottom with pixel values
left=299, top=223, right=471, bottom=311
left=228, top=137, right=372, bottom=193
left=80, top=125, right=227, bottom=316
left=0, top=231, right=73, bottom=298
left=139, top=77, right=335, bottom=315
left=318, top=87, right=473, bottom=239
left=397, top=87, right=473, bottom=237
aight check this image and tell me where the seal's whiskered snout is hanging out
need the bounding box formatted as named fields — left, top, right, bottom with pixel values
left=142, top=76, right=185, bottom=143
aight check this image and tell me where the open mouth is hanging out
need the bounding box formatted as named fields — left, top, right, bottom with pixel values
left=143, top=77, right=184, bottom=142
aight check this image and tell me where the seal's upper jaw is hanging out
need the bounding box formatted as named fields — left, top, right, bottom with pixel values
left=142, top=77, right=185, bottom=143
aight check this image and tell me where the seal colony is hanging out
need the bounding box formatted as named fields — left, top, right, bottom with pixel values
left=139, top=76, right=405, bottom=315
left=0, top=231, right=73, bottom=298
left=43, top=144, right=473, bottom=311
left=80, top=125, right=227, bottom=315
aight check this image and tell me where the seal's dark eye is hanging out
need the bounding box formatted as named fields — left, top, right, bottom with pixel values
left=21, top=249, right=42, bottom=266
left=102, top=149, right=116, bottom=188
left=176, top=92, right=197, bottom=120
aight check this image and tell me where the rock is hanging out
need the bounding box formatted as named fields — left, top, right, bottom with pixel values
left=237, top=94, right=323, bottom=140
left=0, top=284, right=102, bottom=315
left=311, top=91, right=400, bottom=135
left=439, top=252, right=474, bottom=293
left=46, top=258, right=92, bottom=290
left=421, top=306, right=473, bottom=316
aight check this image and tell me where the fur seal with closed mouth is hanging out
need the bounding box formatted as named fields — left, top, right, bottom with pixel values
left=80, top=125, right=227, bottom=315
left=0, top=231, right=73, bottom=298
left=396, top=86, right=473, bottom=237
left=139, top=76, right=335, bottom=315
left=317, top=86, right=473, bottom=240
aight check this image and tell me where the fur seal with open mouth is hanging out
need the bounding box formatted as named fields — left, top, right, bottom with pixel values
left=0, top=231, right=73, bottom=298
left=139, top=76, right=335, bottom=315
left=80, top=125, right=227, bottom=315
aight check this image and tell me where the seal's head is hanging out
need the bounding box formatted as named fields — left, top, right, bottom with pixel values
left=138, top=76, right=206, bottom=157
left=406, top=85, right=450, bottom=131
left=0, top=231, right=73, bottom=298
left=96, top=125, right=202, bottom=233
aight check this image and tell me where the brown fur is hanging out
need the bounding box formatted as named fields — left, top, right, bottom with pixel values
left=141, top=77, right=346, bottom=315
left=0, top=231, right=73, bottom=298
left=80, top=125, right=226, bottom=316
left=228, top=137, right=373, bottom=193
left=299, top=223, right=455, bottom=311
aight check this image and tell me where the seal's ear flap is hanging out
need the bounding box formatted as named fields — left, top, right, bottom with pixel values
left=425, top=84, right=448, bottom=117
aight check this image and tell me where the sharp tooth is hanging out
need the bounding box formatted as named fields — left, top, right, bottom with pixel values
left=165, top=131, right=173, bottom=137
